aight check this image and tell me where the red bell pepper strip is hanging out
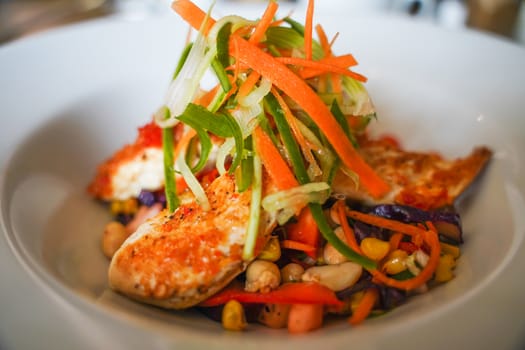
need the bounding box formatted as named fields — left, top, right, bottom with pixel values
left=200, top=282, right=344, bottom=307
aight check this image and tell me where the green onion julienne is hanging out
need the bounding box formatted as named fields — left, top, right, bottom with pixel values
left=264, top=94, right=377, bottom=270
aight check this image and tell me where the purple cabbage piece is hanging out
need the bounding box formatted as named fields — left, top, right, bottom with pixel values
left=353, top=221, right=388, bottom=244
left=367, top=204, right=463, bottom=244
left=138, top=190, right=156, bottom=207
left=377, top=285, right=407, bottom=310
left=115, top=213, right=133, bottom=225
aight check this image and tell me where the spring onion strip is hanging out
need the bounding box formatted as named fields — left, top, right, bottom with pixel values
left=157, top=32, right=218, bottom=128
left=262, top=182, right=330, bottom=225
left=340, top=75, right=376, bottom=117
left=310, top=203, right=376, bottom=270
left=177, top=118, right=213, bottom=173
left=263, top=94, right=376, bottom=269
left=283, top=17, right=305, bottom=35
left=215, top=22, right=232, bottom=69
left=242, top=137, right=262, bottom=261
left=162, top=126, right=179, bottom=212
left=172, top=42, right=193, bottom=80
left=292, top=116, right=336, bottom=182
left=176, top=152, right=210, bottom=211
left=330, top=100, right=353, bottom=144
left=238, top=77, right=272, bottom=107
left=211, top=58, right=231, bottom=92
left=235, top=147, right=254, bottom=192
left=264, top=26, right=323, bottom=60
left=216, top=138, right=235, bottom=175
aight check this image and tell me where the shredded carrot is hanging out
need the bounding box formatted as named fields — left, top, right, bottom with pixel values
left=345, top=210, right=442, bottom=291
left=300, top=55, right=359, bottom=79
left=371, top=225, right=441, bottom=291
left=173, top=128, right=197, bottom=160
left=348, top=287, right=378, bottom=326
left=194, top=84, right=220, bottom=107
left=249, top=0, right=279, bottom=44
left=335, top=201, right=362, bottom=254
left=276, top=56, right=366, bottom=82
left=388, top=232, right=404, bottom=251
left=315, top=24, right=331, bottom=57
left=237, top=71, right=261, bottom=100
left=304, top=0, right=314, bottom=60
left=172, top=0, right=216, bottom=35
left=271, top=88, right=320, bottom=174
left=346, top=210, right=428, bottom=239
left=230, top=36, right=389, bottom=198
left=281, top=239, right=317, bottom=253
left=253, top=126, right=298, bottom=190
left=330, top=74, right=342, bottom=94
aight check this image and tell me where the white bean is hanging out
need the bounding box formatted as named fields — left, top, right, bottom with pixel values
left=245, top=260, right=281, bottom=293
left=302, top=261, right=362, bottom=292
left=322, top=227, right=348, bottom=265
left=280, top=263, right=305, bottom=283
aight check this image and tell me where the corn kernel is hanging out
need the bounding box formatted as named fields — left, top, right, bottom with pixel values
left=222, top=300, right=247, bottom=331
left=122, top=198, right=138, bottom=214
left=440, top=242, right=461, bottom=259
left=382, top=249, right=408, bottom=275
left=258, top=236, right=281, bottom=262
left=434, top=254, right=456, bottom=282
left=110, top=201, right=123, bottom=216
left=360, top=237, right=390, bottom=261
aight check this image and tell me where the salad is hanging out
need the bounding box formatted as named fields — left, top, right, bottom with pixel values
left=88, top=0, right=492, bottom=333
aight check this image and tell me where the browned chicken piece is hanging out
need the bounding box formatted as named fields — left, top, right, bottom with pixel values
left=108, top=173, right=278, bottom=309
left=332, top=136, right=493, bottom=210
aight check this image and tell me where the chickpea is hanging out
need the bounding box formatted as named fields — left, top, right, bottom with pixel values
left=245, top=260, right=281, bottom=293
left=302, top=261, right=362, bottom=292
left=101, top=221, right=129, bottom=259
left=323, top=227, right=348, bottom=265
left=280, top=263, right=305, bottom=283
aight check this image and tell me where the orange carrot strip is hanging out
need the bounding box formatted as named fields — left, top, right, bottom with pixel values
left=281, top=239, right=317, bottom=253
left=304, top=0, right=314, bottom=60
left=348, top=287, right=378, bottom=326
left=335, top=201, right=362, bottom=254
left=345, top=210, right=442, bottom=290
left=173, top=128, right=197, bottom=160
left=290, top=54, right=359, bottom=79
left=172, top=0, right=216, bottom=35
left=271, top=88, right=320, bottom=173
left=253, top=126, right=298, bottom=190
left=237, top=71, right=261, bottom=99
left=346, top=210, right=428, bottom=238
left=230, top=36, right=389, bottom=198
left=276, top=57, right=366, bottom=82
left=315, top=23, right=331, bottom=57
left=373, top=222, right=441, bottom=291
left=249, top=0, right=279, bottom=44
left=330, top=74, right=342, bottom=94
left=194, top=84, right=221, bottom=107
left=388, top=232, right=404, bottom=251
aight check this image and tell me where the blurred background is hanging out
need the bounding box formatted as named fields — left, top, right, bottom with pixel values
left=0, top=0, right=523, bottom=45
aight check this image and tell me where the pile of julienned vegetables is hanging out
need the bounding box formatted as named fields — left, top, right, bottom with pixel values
left=118, top=0, right=463, bottom=333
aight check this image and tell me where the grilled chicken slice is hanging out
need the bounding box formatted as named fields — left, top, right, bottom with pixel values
left=88, top=122, right=189, bottom=201
left=332, top=137, right=493, bottom=210
left=108, top=173, right=277, bottom=309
